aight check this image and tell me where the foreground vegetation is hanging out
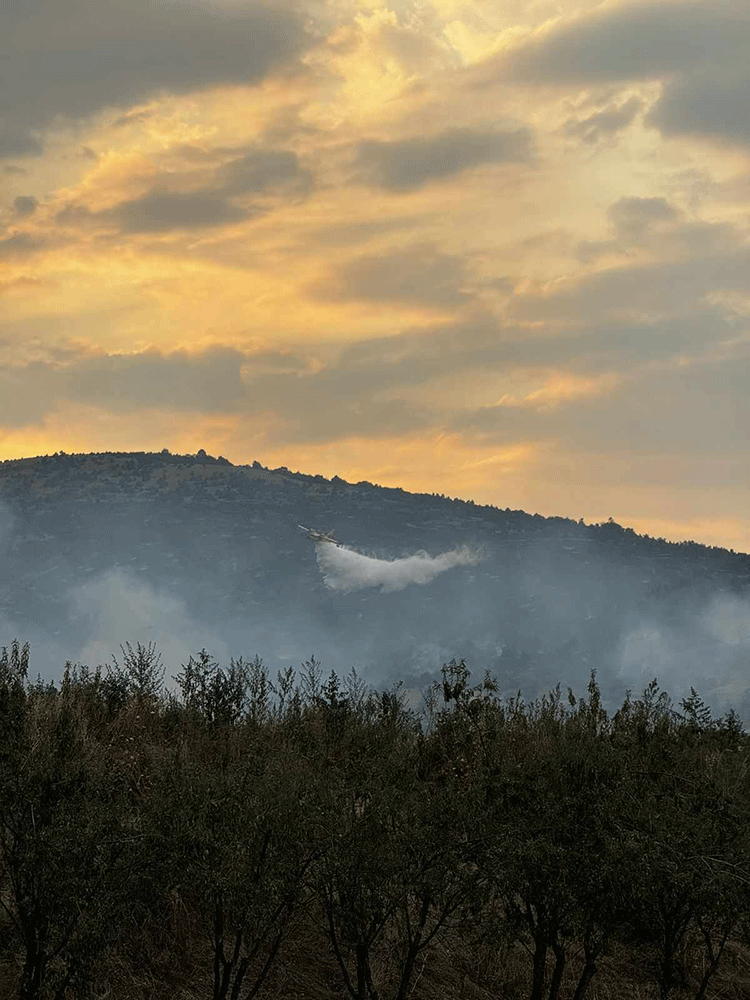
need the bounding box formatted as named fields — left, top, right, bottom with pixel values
left=1, top=640, right=750, bottom=1000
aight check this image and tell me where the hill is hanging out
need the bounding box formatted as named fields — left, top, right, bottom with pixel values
left=0, top=449, right=749, bottom=711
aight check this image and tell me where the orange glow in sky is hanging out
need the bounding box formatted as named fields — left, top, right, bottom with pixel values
left=1, top=0, right=749, bottom=552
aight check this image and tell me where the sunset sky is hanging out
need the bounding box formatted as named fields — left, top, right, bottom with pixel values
left=1, top=0, right=748, bottom=551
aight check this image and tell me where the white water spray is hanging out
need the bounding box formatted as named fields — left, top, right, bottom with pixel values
left=314, top=539, right=481, bottom=593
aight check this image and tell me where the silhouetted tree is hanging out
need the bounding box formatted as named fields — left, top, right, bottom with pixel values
left=0, top=655, right=132, bottom=1000
left=109, top=641, right=164, bottom=701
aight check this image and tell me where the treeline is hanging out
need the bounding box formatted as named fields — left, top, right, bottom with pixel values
left=1, top=639, right=749, bottom=1000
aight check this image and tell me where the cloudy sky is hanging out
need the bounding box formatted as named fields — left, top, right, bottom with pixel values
left=1, top=0, right=748, bottom=551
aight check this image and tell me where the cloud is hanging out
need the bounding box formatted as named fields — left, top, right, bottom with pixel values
left=0, top=336, right=430, bottom=443
left=103, top=190, right=252, bottom=233
left=0, top=124, right=42, bottom=160
left=13, top=196, right=38, bottom=217
left=313, top=540, right=482, bottom=593
left=304, top=215, right=419, bottom=249
left=241, top=342, right=436, bottom=444
left=576, top=196, right=680, bottom=260
left=319, top=240, right=744, bottom=385
left=453, top=349, right=750, bottom=458
left=63, top=346, right=246, bottom=411
left=0, top=345, right=247, bottom=427
left=510, top=209, right=750, bottom=336
left=215, top=147, right=312, bottom=197
left=0, top=0, right=308, bottom=155
left=0, top=232, right=47, bottom=258
left=356, top=126, right=533, bottom=192
left=0, top=342, right=433, bottom=442
left=316, top=245, right=471, bottom=307
left=259, top=395, right=430, bottom=446
left=562, top=96, right=643, bottom=144
left=54, top=204, right=95, bottom=227
left=56, top=145, right=312, bottom=234
left=488, top=0, right=750, bottom=146
left=645, top=65, right=750, bottom=145
left=606, top=196, right=680, bottom=239
left=494, top=0, right=745, bottom=85
left=513, top=248, right=750, bottom=326
left=0, top=360, right=66, bottom=426
left=0, top=276, right=45, bottom=297
left=0, top=246, right=744, bottom=456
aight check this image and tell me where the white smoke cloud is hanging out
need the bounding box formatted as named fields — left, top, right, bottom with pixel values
left=314, top=541, right=482, bottom=593
left=617, top=623, right=678, bottom=683
left=616, top=592, right=750, bottom=713
left=700, top=593, right=750, bottom=646
left=70, top=567, right=231, bottom=680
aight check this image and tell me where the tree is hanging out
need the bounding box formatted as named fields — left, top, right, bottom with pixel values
left=173, top=649, right=257, bottom=727
left=313, top=705, right=479, bottom=1000
left=616, top=682, right=750, bottom=999
left=0, top=663, right=132, bottom=1000
left=461, top=675, right=629, bottom=1000
left=148, top=751, right=316, bottom=1000
left=109, top=641, right=164, bottom=702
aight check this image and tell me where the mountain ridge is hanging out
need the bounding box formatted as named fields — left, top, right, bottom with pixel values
left=2, top=447, right=748, bottom=558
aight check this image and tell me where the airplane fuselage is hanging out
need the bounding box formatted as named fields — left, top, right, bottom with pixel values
left=298, top=524, right=338, bottom=545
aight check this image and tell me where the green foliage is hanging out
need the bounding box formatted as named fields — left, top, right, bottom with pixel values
left=172, top=649, right=263, bottom=727
left=0, top=660, right=134, bottom=1000
left=1, top=640, right=750, bottom=1000
left=109, top=641, right=165, bottom=702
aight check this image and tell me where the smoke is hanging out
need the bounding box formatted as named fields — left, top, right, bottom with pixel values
left=69, top=567, right=231, bottom=684
left=2, top=480, right=748, bottom=719
left=617, top=624, right=678, bottom=684
left=700, top=593, right=750, bottom=646
left=616, top=591, right=750, bottom=714
left=314, top=541, right=482, bottom=594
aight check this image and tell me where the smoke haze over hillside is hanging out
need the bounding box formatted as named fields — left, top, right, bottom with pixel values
left=70, top=567, right=232, bottom=679
left=0, top=452, right=749, bottom=718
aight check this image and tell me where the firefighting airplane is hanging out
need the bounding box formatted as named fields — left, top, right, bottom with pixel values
left=297, top=525, right=339, bottom=545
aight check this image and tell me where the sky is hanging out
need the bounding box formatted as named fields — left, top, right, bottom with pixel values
left=1, top=0, right=748, bottom=553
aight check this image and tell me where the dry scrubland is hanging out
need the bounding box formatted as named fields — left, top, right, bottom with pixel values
left=1, top=640, right=750, bottom=1000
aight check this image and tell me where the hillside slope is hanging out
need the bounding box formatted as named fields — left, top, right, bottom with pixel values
left=1, top=449, right=749, bottom=711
